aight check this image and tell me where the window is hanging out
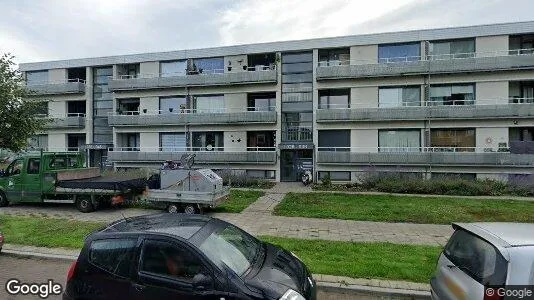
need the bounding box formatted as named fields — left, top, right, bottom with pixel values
left=379, top=87, right=420, bottom=107
left=28, top=135, right=48, bottom=149
left=247, top=53, right=276, bottom=70
left=429, top=39, right=475, bottom=59
left=319, top=89, right=350, bottom=109
left=247, top=131, right=275, bottom=150
left=67, top=101, right=86, bottom=115
left=318, top=130, right=350, bottom=151
left=443, top=230, right=507, bottom=285
left=192, top=132, right=223, bottom=151
left=118, top=64, right=140, bottom=78
left=35, top=102, right=48, bottom=116
left=160, top=60, right=186, bottom=77
left=429, top=129, right=475, bottom=152
left=89, top=239, right=137, bottom=278
left=246, top=170, right=275, bottom=179
left=282, top=112, right=313, bottom=141
left=160, top=133, right=186, bottom=152
left=247, top=93, right=275, bottom=111
left=318, top=48, right=350, bottom=66
left=432, top=173, right=476, bottom=181
left=160, top=96, right=186, bottom=114
left=379, top=130, right=420, bottom=152
left=67, top=134, right=85, bottom=151
left=509, top=127, right=534, bottom=141
left=6, top=159, right=23, bottom=176
left=193, top=95, right=224, bottom=113
left=140, top=240, right=205, bottom=281
left=199, top=225, right=262, bottom=277
left=68, top=68, right=86, bottom=82
left=26, top=70, right=48, bottom=85
left=190, top=57, right=224, bottom=74
left=26, top=158, right=40, bottom=174
left=429, top=84, right=475, bottom=105
left=117, top=98, right=140, bottom=115
left=318, top=171, right=351, bottom=181
left=121, top=133, right=139, bottom=151
left=379, top=43, right=420, bottom=63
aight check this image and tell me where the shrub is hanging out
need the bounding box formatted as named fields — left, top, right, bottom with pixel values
left=221, top=173, right=275, bottom=189
left=321, top=173, right=332, bottom=187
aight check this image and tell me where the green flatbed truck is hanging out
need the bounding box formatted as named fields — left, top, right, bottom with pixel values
left=0, top=152, right=147, bottom=213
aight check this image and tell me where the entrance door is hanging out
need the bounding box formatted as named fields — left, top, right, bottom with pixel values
left=280, top=150, right=313, bottom=181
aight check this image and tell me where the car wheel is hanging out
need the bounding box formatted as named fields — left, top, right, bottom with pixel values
left=75, top=197, right=94, bottom=213
left=167, top=204, right=179, bottom=213
left=0, top=191, right=8, bottom=207
left=183, top=204, right=199, bottom=215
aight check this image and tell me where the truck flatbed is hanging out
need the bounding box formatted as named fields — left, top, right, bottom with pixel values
left=56, top=176, right=148, bottom=191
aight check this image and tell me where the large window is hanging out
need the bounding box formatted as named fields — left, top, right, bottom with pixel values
left=67, top=101, right=86, bottom=115
left=28, top=134, right=48, bottom=149
left=247, top=93, right=276, bottom=111
left=192, top=132, right=223, bottom=151
left=26, top=70, right=48, bottom=85
left=160, top=96, right=186, bottom=114
left=429, top=129, right=475, bottom=152
left=190, top=57, right=224, bottom=74
left=318, top=171, right=351, bottom=181
left=319, top=89, right=350, bottom=109
left=117, top=98, right=140, bottom=115
left=282, top=112, right=313, bottom=141
left=247, top=131, right=275, bottom=151
left=318, top=48, right=350, bottom=66
left=379, top=130, right=420, bottom=152
left=379, top=87, right=420, bottom=107
left=429, top=84, right=475, bottom=106
left=160, top=60, right=186, bottom=77
left=160, top=133, right=186, bottom=152
left=378, top=43, right=420, bottom=63
left=429, top=39, right=475, bottom=59
left=318, top=130, right=350, bottom=151
left=193, top=95, right=224, bottom=113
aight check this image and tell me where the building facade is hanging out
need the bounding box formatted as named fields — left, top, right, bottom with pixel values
left=19, top=21, right=534, bottom=182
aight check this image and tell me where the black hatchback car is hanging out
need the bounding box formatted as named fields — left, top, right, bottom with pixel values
left=63, top=213, right=316, bottom=300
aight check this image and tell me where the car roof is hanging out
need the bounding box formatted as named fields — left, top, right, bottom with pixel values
left=454, top=222, right=534, bottom=248
left=102, top=213, right=213, bottom=240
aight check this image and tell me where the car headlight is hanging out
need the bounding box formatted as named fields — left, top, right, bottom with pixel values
left=279, top=289, right=305, bottom=300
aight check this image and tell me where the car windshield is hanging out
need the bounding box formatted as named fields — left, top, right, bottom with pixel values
left=198, top=224, right=262, bottom=277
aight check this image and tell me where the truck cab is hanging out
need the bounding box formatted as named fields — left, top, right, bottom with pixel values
left=0, top=152, right=85, bottom=206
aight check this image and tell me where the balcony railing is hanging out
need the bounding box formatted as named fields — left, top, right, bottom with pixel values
left=316, top=48, right=534, bottom=79
left=26, top=79, right=86, bottom=95
left=282, top=126, right=313, bottom=142
left=39, top=113, right=86, bottom=128
left=108, top=107, right=277, bottom=126
left=316, top=147, right=534, bottom=167
left=316, top=99, right=534, bottom=122
left=108, top=147, right=277, bottom=164
left=109, top=66, right=277, bottom=91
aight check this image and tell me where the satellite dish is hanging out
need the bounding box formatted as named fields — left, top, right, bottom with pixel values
left=206, top=144, right=213, bottom=151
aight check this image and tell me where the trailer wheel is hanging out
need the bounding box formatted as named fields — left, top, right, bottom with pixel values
left=167, top=204, right=179, bottom=214
left=0, top=191, right=8, bottom=207
left=76, top=197, right=94, bottom=213
left=183, top=204, right=200, bottom=215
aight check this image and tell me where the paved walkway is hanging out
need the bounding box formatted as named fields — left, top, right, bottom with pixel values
left=0, top=183, right=453, bottom=246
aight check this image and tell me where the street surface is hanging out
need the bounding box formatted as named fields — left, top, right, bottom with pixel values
left=0, top=255, right=415, bottom=300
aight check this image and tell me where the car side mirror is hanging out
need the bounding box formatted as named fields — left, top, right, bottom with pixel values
left=192, top=273, right=213, bottom=291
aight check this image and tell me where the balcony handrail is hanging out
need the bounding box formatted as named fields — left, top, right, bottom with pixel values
left=115, top=65, right=276, bottom=80
left=108, top=146, right=277, bottom=152
left=36, top=113, right=86, bottom=118
left=317, top=98, right=534, bottom=109
left=316, top=146, right=511, bottom=153
left=110, top=106, right=276, bottom=116
left=26, top=78, right=86, bottom=86
left=317, top=48, right=534, bottom=66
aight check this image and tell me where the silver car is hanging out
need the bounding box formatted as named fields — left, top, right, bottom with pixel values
left=431, top=222, right=534, bottom=300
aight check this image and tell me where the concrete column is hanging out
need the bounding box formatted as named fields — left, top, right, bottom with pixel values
left=275, top=51, right=282, bottom=182
left=85, top=67, right=93, bottom=144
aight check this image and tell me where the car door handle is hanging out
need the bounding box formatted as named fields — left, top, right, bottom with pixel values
left=132, top=283, right=145, bottom=291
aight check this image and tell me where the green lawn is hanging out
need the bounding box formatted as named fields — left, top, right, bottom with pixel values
left=262, top=236, right=441, bottom=283
left=273, top=192, right=534, bottom=224
left=0, top=215, right=104, bottom=248
left=213, top=190, right=264, bottom=213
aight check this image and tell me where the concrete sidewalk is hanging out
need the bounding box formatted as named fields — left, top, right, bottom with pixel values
left=1, top=243, right=431, bottom=299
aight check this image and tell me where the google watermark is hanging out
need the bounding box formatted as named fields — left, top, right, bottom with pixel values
left=5, top=279, right=63, bottom=299
left=486, top=286, right=534, bottom=300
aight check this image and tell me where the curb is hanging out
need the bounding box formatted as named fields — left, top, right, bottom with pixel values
left=2, top=247, right=430, bottom=299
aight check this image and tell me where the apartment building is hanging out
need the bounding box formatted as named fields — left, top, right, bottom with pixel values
left=19, top=21, right=534, bottom=182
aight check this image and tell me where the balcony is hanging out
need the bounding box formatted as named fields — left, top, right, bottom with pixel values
left=108, top=108, right=277, bottom=126
left=27, top=79, right=86, bottom=95
left=108, top=147, right=277, bottom=164
left=109, top=67, right=277, bottom=91
left=316, top=147, right=534, bottom=167
left=316, top=49, right=534, bottom=80
left=316, top=100, right=534, bottom=122
left=42, top=114, right=86, bottom=129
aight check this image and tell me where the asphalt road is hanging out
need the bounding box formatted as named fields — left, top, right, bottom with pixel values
left=0, top=255, right=410, bottom=300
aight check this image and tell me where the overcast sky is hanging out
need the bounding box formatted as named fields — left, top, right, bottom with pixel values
left=1, top=0, right=533, bottom=64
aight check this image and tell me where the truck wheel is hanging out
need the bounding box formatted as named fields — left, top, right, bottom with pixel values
left=0, top=192, right=8, bottom=207
left=183, top=204, right=199, bottom=215
left=167, top=204, right=179, bottom=214
left=76, top=198, right=94, bottom=213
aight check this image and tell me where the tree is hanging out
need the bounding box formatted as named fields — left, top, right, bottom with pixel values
left=0, top=53, right=47, bottom=152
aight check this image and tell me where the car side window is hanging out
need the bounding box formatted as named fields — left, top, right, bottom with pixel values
left=6, top=159, right=23, bottom=176
left=140, top=240, right=206, bottom=282
left=443, top=229, right=507, bottom=286
left=27, top=158, right=40, bottom=174
left=89, top=238, right=137, bottom=278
